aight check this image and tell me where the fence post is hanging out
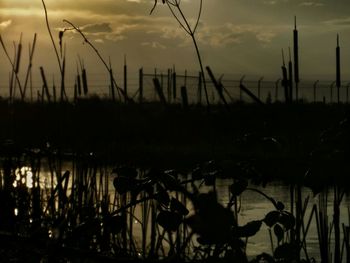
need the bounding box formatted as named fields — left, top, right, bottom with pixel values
left=139, top=68, right=143, bottom=103
left=181, top=86, right=188, bottom=109
left=275, top=79, right=280, bottom=102
left=124, top=55, right=127, bottom=103
left=153, top=78, right=167, bottom=105
left=258, top=77, right=264, bottom=100
left=206, top=66, right=228, bottom=108
left=240, top=75, right=245, bottom=102
left=197, top=71, right=202, bottom=105
left=161, top=73, right=164, bottom=102
left=167, top=69, right=171, bottom=103
left=330, top=81, right=335, bottom=103
left=172, top=70, right=177, bottom=101
left=313, top=80, right=319, bottom=103
left=74, top=82, right=77, bottom=102
left=39, top=66, right=51, bottom=103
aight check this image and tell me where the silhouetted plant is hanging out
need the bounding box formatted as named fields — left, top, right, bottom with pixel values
left=150, top=0, right=210, bottom=108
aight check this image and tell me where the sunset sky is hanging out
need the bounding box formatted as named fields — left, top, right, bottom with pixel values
left=1, top=0, right=350, bottom=97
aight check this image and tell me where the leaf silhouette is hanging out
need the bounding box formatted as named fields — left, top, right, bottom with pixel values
left=154, top=184, right=170, bottom=207
left=278, top=211, right=295, bottom=231
left=274, top=224, right=284, bottom=243
left=170, top=198, right=189, bottom=216
left=113, top=176, right=137, bottom=194
left=264, top=211, right=280, bottom=228
left=156, top=210, right=182, bottom=231
left=229, top=179, right=248, bottom=196
left=235, top=220, right=262, bottom=238
left=274, top=243, right=298, bottom=261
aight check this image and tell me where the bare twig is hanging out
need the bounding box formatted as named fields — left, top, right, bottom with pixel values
left=63, top=19, right=130, bottom=102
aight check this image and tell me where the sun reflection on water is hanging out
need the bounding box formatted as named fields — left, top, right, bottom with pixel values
left=13, top=166, right=34, bottom=188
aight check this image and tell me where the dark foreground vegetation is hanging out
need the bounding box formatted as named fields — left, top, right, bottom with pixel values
left=2, top=99, right=350, bottom=168
left=0, top=100, right=350, bottom=262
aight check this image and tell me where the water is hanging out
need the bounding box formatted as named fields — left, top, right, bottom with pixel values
left=10, top=163, right=350, bottom=261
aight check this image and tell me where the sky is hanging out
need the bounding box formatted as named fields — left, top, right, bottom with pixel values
left=1, top=0, right=350, bottom=97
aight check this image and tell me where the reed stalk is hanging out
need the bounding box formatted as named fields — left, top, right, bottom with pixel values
left=293, top=16, right=300, bottom=101
left=23, top=34, right=37, bottom=100
left=336, top=34, right=341, bottom=104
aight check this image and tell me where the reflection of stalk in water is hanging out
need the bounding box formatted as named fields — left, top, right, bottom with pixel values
left=316, top=188, right=329, bottom=263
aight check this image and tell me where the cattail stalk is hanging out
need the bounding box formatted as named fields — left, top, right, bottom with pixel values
left=288, top=47, right=293, bottom=102
left=336, top=34, right=341, bottom=104
left=293, top=16, right=300, bottom=101
left=14, top=33, right=24, bottom=99
left=281, top=49, right=289, bottom=103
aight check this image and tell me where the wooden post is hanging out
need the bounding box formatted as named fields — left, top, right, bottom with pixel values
left=153, top=78, right=167, bottom=105
left=197, top=71, right=202, bottom=105
left=275, top=79, right=280, bottom=101
left=167, top=69, right=171, bottom=103
left=139, top=68, right=143, bottom=103
left=181, top=86, right=188, bottom=109
left=53, top=83, right=56, bottom=103
left=77, top=67, right=82, bottom=96
left=124, top=55, right=127, bottom=103
left=313, top=80, right=319, bottom=103
left=330, top=81, right=335, bottom=103
left=74, top=82, right=77, bottom=102
left=39, top=66, right=51, bottom=103
left=206, top=66, right=229, bottom=107
left=82, top=68, right=88, bottom=95
left=258, top=77, right=264, bottom=100
left=240, top=76, right=245, bottom=102
left=172, top=71, right=177, bottom=100
left=240, top=83, right=264, bottom=104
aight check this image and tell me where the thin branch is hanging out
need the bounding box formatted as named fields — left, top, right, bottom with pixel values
left=41, top=0, right=62, bottom=73
left=193, top=0, right=203, bottom=34
left=166, top=1, right=191, bottom=35
left=63, top=19, right=130, bottom=101
left=0, top=35, right=23, bottom=99
left=23, top=33, right=37, bottom=99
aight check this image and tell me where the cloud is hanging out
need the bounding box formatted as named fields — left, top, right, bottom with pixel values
left=299, top=1, right=324, bottom=7
left=81, top=23, right=113, bottom=33
left=262, top=0, right=288, bottom=4
left=263, top=1, right=277, bottom=5
left=195, top=23, right=278, bottom=47
left=0, top=20, right=12, bottom=30
left=141, top=41, right=166, bottom=49
left=323, top=17, right=350, bottom=26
